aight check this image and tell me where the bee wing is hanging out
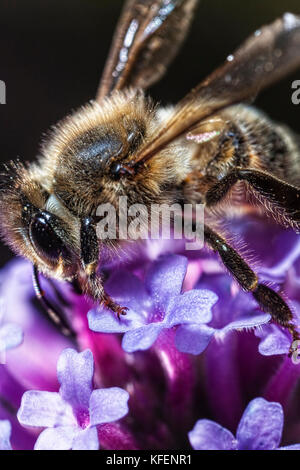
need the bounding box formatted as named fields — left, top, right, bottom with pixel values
left=186, top=117, right=226, bottom=144
left=133, top=13, right=300, bottom=166
left=96, top=0, right=199, bottom=100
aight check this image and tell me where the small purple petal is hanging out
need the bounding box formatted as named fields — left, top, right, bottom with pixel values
left=57, top=349, right=93, bottom=413
left=175, top=324, right=215, bottom=355
left=221, top=313, right=271, bottom=335
left=260, top=236, right=300, bottom=282
left=72, top=426, right=99, bottom=450
left=145, top=255, right=188, bottom=308
left=122, top=323, right=163, bottom=352
left=279, top=444, right=300, bottom=450
left=89, top=387, right=129, bottom=426
left=88, top=308, right=144, bottom=334
left=0, top=323, right=23, bottom=351
left=34, top=426, right=76, bottom=450
left=188, top=419, right=237, bottom=450
left=236, top=398, right=283, bottom=450
left=166, top=289, right=217, bottom=326
left=255, top=325, right=290, bottom=356
left=0, top=420, right=12, bottom=450
left=175, top=313, right=270, bottom=356
left=17, top=391, right=75, bottom=428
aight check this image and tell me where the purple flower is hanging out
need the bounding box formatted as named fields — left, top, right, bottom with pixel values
left=255, top=324, right=294, bottom=356
left=188, top=397, right=300, bottom=450
left=0, top=419, right=12, bottom=450
left=0, top=213, right=300, bottom=450
left=88, top=255, right=218, bottom=353
left=17, top=348, right=129, bottom=450
left=175, top=276, right=271, bottom=355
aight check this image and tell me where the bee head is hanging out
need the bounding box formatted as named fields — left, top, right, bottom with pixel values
left=0, top=161, right=80, bottom=281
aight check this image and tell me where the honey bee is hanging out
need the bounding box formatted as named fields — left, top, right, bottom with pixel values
left=1, top=0, right=300, bottom=353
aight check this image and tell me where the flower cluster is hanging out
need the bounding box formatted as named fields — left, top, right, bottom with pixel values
left=0, top=214, right=300, bottom=450
left=88, top=255, right=218, bottom=353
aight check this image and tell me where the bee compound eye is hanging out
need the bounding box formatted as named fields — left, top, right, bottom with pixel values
left=29, top=212, right=71, bottom=264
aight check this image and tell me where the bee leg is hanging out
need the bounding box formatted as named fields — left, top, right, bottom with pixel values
left=204, top=225, right=300, bottom=356
left=102, top=295, right=128, bottom=319
left=80, top=216, right=99, bottom=270
left=84, top=271, right=128, bottom=319
left=80, top=217, right=128, bottom=319
left=32, top=265, right=75, bottom=337
left=205, top=167, right=300, bottom=229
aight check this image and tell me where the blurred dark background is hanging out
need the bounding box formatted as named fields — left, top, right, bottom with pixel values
left=0, top=0, right=300, bottom=265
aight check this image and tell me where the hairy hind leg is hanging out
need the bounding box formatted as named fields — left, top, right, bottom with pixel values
left=205, top=167, right=300, bottom=230
left=204, top=225, right=300, bottom=356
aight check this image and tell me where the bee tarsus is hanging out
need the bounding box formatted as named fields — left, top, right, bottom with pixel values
left=102, top=296, right=128, bottom=320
